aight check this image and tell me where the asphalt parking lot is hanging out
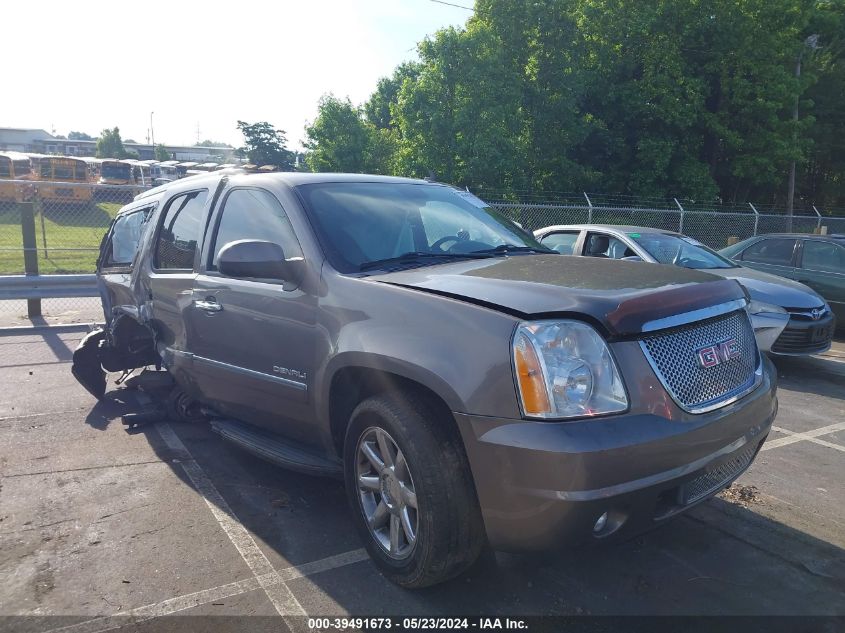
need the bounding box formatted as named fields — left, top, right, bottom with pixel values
left=1, top=329, right=843, bottom=631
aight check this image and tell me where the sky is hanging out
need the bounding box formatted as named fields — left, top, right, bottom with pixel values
left=5, top=0, right=471, bottom=150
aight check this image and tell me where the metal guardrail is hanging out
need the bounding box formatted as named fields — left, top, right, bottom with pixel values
left=0, top=274, right=97, bottom=300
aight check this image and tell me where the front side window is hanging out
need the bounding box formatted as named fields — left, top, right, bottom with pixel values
left=539, top=231, right=579, bottom=254
left=629, top=233, right=736, bottom=269
left=802, top=241, right=845, bottom=273
left=297, top=182, right=549, bottom=272
left=584, top=233, right=634, bottom=259
left=210, top=188, right=303, bottom=268
left=0, top=159, right=9, bottom=178
left=105, top=207, right=153, bottom=267
left=741, top=238, right=796, bottom=266
left=155, top=190, right=208, bottom=270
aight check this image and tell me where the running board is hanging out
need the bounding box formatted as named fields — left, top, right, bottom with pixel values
left=210, top=419, right=342, bottom=478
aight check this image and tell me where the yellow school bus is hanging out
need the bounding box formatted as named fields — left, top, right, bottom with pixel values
left=33, top=156, right=94, bottom=206
left=99, top=159, right=133, bottom=185
left=0, top=152, right=35, bottom=203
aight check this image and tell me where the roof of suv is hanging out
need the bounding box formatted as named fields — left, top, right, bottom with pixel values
left=133, top=170, right=431, bottom=203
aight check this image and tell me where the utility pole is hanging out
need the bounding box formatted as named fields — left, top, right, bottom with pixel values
left=787, top=35, right=820, bottom=232
left=150, top=111, right=156, bottom=148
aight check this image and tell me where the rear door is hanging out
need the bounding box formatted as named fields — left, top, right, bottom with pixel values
left=735, top=237, right=798, bottom=279
left=146, top=189, right=209, bottom=375
left=187, top=186, right=318, bottom=443
left=795, top=239, right=845, bottom=323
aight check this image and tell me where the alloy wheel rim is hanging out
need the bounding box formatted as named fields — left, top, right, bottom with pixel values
left=356, top=427, right=418, bottom=559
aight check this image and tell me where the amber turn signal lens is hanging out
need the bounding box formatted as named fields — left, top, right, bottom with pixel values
left=514, top=334, right=551, bottom=416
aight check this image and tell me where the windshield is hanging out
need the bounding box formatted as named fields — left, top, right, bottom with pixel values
left=102, top=163, right=131, bottom=179
left=630, top=232, right=737, bottom=269
left=297, top=182, right=551, bottom=272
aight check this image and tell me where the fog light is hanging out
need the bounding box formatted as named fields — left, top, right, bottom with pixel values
left=593, top=512, right=608, bottom=533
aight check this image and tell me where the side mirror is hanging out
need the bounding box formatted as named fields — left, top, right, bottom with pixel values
left=218, top=239, right=302, bottom=283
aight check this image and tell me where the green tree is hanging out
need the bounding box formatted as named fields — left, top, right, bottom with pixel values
left=68, top=131, right=94, bottom=141
left=96, top=127, right=127, bottom=159
left=195, top=139, right=232, bottom=147
left=304, top=95, right=395, bottom=173
left=154, top=144, right=171, bottom=161
left=236, top=121, right=294, bottom=170
left=310, top=0, right=845, bottom=206
left=364, top=62, right=420, bottom=130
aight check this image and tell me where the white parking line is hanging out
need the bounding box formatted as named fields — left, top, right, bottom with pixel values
left=154, top=422, right=307, bottom=617
left=763, top=421, right=845, bottom=452
left=46, top=549, right=370, bottom=633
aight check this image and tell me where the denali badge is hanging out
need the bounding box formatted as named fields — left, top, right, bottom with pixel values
left=696, top=339, right=740, bottom=368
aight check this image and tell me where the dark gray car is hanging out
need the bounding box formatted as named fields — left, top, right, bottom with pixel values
left=74, top=173, right=777, bottom=588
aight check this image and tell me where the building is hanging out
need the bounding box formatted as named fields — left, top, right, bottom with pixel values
left=0, top=128, right=56, bottom=153
left=0, top=127, right=236, bottom=162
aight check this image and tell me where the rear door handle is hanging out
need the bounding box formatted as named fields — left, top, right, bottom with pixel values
left=194, top=298, right=222, bottom=312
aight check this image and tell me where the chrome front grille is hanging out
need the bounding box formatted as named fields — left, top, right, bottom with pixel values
left=640, top=310, right=760, bottom=414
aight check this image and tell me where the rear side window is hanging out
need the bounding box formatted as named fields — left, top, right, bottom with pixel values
left=802, top=241, right=845, bottom=273
left=741, top=238, right=796, bottom=266
left=539, top=231, right=579, bottom=254
left=105, top=207, right=153, bottom=267
left=210, top=188, right=302, bottom=269
left=155, top=190, right=208, bottom=270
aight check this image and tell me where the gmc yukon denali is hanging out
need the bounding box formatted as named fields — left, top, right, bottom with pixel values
left=74, top=172, right=778, bottom=588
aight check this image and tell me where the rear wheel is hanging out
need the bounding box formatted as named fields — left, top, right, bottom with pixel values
left=343, top=391, right=485, bottom=588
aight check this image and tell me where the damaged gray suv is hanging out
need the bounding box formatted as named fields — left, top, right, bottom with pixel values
left=74, top=172, right=777, bottom=588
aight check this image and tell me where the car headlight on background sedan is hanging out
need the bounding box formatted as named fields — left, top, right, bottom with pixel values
left=513, top=320, right=628, bottom=419
left=746, top=299, right=787, bottom=316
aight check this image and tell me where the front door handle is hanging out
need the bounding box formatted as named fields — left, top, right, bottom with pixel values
left=194, top=298, right=222, bottom=312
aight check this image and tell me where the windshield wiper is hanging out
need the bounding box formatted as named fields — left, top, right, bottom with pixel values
left=470, top=244, right=556, bottom=255
left=359, top=251, right=493, bottom=272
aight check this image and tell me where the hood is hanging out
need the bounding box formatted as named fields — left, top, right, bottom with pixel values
left=370, top=255, right=746, bottom=337
left=704, top=265, right=824, bottom=309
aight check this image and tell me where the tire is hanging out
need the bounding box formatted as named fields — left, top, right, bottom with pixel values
left=343, top=391, right=485, bottom=588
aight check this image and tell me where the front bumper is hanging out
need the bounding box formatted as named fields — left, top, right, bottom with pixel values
left=769, top=312, right=836, bottom=355
left=456, top=356, right=777, bottom=552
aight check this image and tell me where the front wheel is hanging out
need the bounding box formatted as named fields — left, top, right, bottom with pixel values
left=343, top=392, right=485, bottom=588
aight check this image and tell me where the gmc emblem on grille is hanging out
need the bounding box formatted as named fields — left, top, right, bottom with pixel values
left=696, top=339, right=740, bottom=368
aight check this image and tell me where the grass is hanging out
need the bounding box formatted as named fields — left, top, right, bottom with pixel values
left=0, top=201, right=121, bottom=274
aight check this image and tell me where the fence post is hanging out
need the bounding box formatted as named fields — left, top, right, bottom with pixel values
left=19, top=201, right=41, bottom=318
left=674, top=198, right=685, bottom=234
left=583, top=192, right=593, bottom=224
left=749, top=202, right=759, bottom=236
left=37, top=198, right=48, bottom=257
left=812, top=205, right=822, bottom=233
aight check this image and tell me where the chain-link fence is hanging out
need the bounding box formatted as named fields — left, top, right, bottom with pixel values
left=1, top=180, right=844, bottom=325
left=487, top=193, right=845, bottom=247
left=0, top=180, right=143, bottom=326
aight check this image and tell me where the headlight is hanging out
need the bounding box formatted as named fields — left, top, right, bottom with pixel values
left=746, top=299, right=787, bottom=315
left=513, top=320, right=628, bottom=419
